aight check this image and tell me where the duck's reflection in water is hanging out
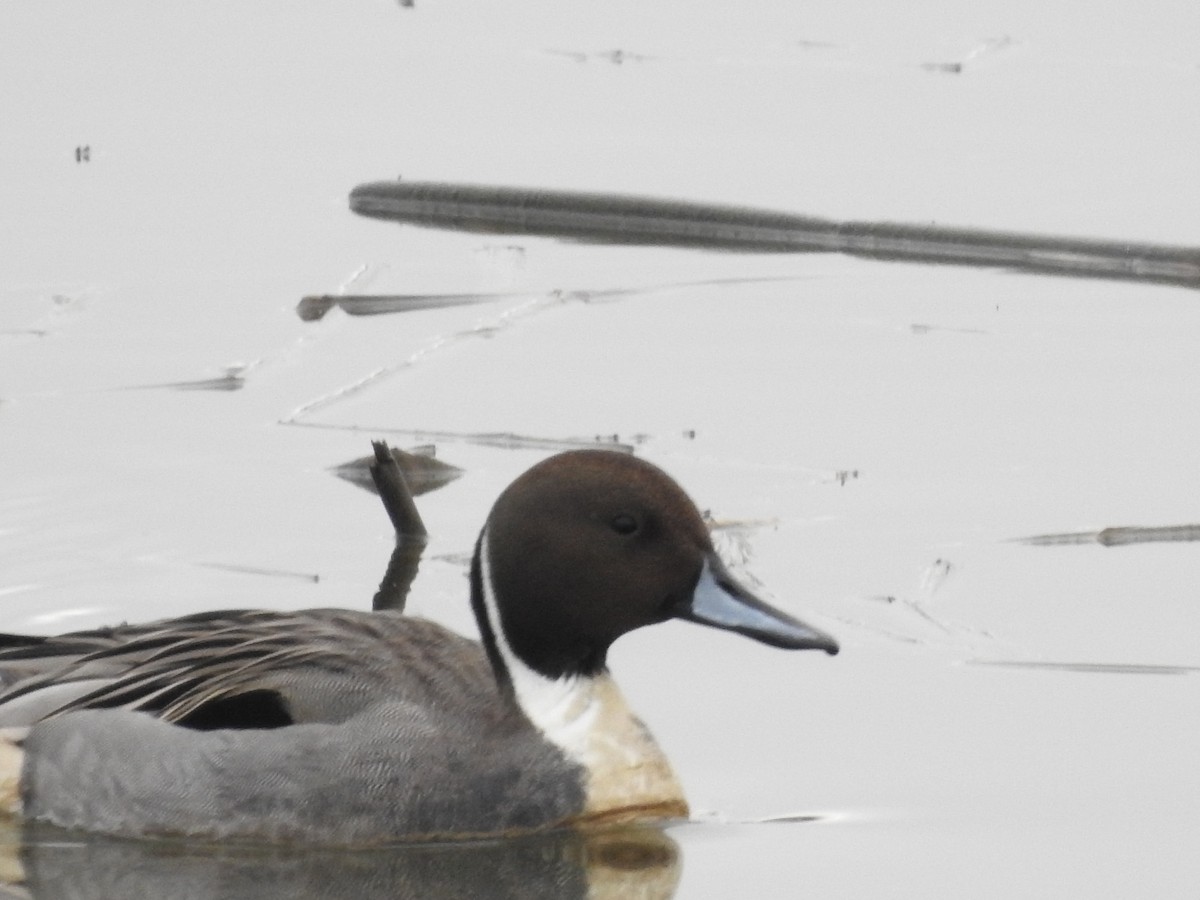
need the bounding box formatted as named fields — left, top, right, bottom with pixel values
left=2, top=824, right=679, bottom=900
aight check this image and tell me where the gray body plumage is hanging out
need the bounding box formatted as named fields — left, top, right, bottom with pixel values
left=3, top=610, right=585, bottom=843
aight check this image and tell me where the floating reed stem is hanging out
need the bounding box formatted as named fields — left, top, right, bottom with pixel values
left=350, top=180, right=1200, bottom=290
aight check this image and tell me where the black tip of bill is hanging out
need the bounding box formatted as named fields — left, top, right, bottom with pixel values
left=679, top=554, right=839, bottom=655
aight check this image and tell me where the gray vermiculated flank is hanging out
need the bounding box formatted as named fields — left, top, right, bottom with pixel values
left=21, top=706, right=583, bottom=842
left=13, top=610, right=586, bottom=842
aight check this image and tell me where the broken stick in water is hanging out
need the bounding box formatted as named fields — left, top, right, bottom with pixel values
left=369, top=440, right=428, bottom=613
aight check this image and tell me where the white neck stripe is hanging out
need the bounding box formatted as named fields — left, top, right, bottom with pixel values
left=478, top=528, right=600, bottom=758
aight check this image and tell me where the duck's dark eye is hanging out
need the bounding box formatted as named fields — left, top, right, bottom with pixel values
left=610, top=514, right=640, bottom=536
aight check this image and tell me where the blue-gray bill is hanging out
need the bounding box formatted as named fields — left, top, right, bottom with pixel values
left=679, top=554, right=839, bottom=654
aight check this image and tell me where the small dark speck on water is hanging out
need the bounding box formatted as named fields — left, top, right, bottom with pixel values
left=922, top=62, right=964, bottom=74
left=197, top=562, right=320, bottom=583
left=752, top=812, right=825, bottom=824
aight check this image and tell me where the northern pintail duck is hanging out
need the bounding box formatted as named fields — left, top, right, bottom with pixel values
left=0, top=450, right=837, bottom=843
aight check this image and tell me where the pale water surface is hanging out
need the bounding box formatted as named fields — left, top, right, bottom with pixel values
left=1, top=2, right=1198, bottom=897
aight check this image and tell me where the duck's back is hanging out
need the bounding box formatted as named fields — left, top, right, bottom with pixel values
left=0, top=609, right=500, bottom=729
